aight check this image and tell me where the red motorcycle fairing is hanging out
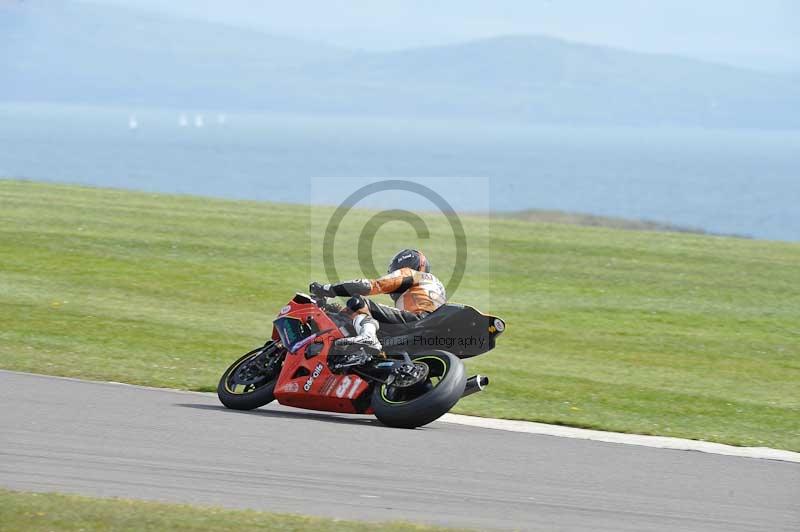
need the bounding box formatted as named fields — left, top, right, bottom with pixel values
left=272, top=298, right=372, bottom=414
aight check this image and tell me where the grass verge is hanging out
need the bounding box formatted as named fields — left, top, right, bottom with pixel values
left=1, top=179, right=798, bottom=450
left=0, top=489, right=460, bottom=532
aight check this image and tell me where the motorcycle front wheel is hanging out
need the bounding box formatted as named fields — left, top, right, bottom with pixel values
left=217, top=341, right=285, bottom=410
left=371, top=350, right=466, bottom=429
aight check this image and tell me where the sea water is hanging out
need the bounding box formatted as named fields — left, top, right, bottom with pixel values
left=1, top=103, right=798, bottom=241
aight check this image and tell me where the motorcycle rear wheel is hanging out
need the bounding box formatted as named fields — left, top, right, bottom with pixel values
left=217, top=342, right=284, bottom=410
left=371, top=350, right=466, bottom=429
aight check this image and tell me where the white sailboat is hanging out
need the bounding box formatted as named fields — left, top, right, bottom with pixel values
left=194, top=114, right=204, bottom=128
left=179, top=114, right=189, bottom=127
left=128, top=115, right=138, bottom=129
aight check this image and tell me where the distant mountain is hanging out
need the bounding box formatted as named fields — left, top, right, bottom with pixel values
left=1, top=1, right=351, bottom=106
left=290, top=35, right=800, bottom=128
left=3, top=1, right=799, bottom=128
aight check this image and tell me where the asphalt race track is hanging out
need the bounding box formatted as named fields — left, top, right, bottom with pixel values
left=1, top=371, right=798, bottom=531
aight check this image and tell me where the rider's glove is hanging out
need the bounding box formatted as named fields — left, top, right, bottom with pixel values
left=309, top=282, right=334, bottom=297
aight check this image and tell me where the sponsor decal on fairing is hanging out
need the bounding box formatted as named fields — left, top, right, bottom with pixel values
left=303, top=363, right=325, bottom=392
left=281, top=382, right=300, bottom=393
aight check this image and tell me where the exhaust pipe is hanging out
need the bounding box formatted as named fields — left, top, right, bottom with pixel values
left=462, top=375, right=489, bottom=397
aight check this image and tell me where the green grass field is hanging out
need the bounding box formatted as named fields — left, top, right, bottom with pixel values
left=0, top=489, right=460, bottom=532
left=1, top=180, right=799, bottom=450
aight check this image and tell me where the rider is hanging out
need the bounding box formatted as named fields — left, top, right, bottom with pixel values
left=310, top=249, right=446, bottom=342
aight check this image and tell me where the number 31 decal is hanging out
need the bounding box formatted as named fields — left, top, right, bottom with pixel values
left=334, top=376, right=362, bottom=399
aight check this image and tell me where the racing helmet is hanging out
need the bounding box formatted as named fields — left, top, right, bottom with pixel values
left=388, top=249, right=430, bottom=274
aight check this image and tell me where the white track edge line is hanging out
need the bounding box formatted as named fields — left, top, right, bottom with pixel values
left=439, top=413, right=800, bottom=463
left=3, top=370, right=798, bottom=463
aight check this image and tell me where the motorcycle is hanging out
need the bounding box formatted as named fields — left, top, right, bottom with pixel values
left=217, top=291, right=506, bottom=428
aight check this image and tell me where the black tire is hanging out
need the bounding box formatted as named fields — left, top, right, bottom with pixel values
left=372, top=350, right=466, bottom=429
left=217, top=345, right=282, bottom=410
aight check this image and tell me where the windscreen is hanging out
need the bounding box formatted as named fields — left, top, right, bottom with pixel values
left=273, top=316, right=319, bottom=352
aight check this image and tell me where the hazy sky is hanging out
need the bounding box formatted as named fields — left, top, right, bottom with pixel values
left=88, top=0, right=799, bottom=70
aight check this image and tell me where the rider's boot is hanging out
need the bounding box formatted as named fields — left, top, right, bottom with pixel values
left=334, top=312, right=382, bottom=352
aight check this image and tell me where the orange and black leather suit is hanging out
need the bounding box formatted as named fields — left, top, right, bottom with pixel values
left=328, top=268, right=446, bottom=324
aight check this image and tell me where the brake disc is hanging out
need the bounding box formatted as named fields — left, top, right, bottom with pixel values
left=391, top=361, right=430, bottom=388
